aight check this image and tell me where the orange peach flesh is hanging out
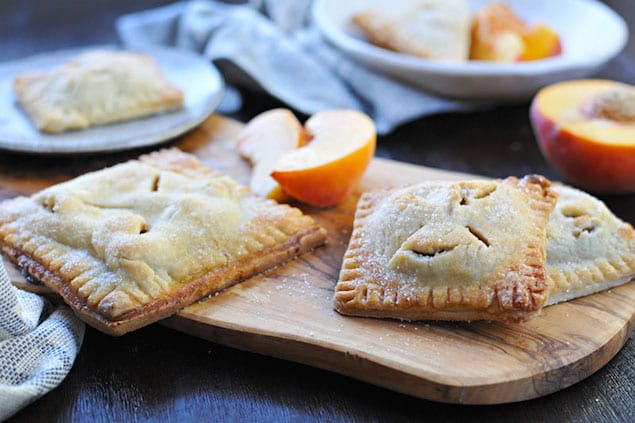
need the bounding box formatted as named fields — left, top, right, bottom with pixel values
left=470, top=3, right=525, bottom=61
left=272, top=110, right=376, bottom=207
left=520, top=25, right=562, bottom=61
left=536, top=80, right=635, bottom=145
left=470, top=3, right=561, bottom=62
left=531, top=79, right=635, bottom=193
left=273, top=111, right=374, bottom=171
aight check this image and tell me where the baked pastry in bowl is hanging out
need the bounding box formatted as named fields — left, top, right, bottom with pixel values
left=352, top=0, right=471, bottom=62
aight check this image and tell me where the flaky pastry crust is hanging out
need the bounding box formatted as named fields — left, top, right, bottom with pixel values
left=353, top=0, right=471, bottom=61
left=0, top=149, right=326, bottom=335
left=334, top=175, right=557, bottom=323
left=13, top=50, right=184, bottom=133
left=546, top=184, right=635, bottom=304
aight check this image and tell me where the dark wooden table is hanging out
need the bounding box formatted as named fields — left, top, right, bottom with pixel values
left=1, top=1, right=633, bottom=421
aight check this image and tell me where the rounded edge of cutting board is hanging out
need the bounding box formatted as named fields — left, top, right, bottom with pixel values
left=168, top=285, right=635, bottom=405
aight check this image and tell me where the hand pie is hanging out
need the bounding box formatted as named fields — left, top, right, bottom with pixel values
left=13, top=50, right=184, bottom=133
left=352, top=0, right=471, bottom=61
left=546, top=184, right=635, bottom=305
left=0, top=149, right=326, bottom=335
left=334, top=175, right=557, bottom=323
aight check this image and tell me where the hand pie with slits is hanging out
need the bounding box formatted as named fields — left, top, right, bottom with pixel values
left=0, top=149, right=326, bottom=335
left=352, top=0, right=471, bottom=61
left=546, top=184, right=635, bottom=305
left=334, top=175, right=557, bottom=323
left=13, top=50, right=184, bottom=133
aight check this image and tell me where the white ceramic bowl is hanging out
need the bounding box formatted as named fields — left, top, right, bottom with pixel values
left=312, top=0, right=628, bottom=101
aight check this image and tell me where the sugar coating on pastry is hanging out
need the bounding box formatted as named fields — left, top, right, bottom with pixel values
left=0, top=149, right=327, bottom=335
left=13, top=50, right=184, bottom=133
left=352, top=0, right=471, bottom=61
left=546, top=184, right=635, bottom=305
left=334, top=175, right=557, bottom=323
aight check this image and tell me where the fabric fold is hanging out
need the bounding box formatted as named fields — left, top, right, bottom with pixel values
left=117, top=0, right=481, bottom=134
left=0, top=262, right=84, bottom=421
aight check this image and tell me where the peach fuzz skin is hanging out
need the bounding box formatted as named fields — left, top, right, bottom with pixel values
left=530, top=99, right=635, bottom=194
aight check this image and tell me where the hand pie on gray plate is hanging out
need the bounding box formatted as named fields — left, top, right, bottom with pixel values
left=13, top=50, right=184, bottom=133
left=546, top=184, right=635, bottom=305
left=0, top=149, right=327, bottom=335
left=352, top=0, right=471, bottom=61
left=334, top=175, right=557, bottom=323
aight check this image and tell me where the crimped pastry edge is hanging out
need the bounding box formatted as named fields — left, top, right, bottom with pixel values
left=334, top=175, right=556, bottom=323
left=0, top=148, right=327, bottom=335
left=1, top=226, right=326, bottom=336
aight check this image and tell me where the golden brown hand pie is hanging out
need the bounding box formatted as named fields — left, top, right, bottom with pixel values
left=334, top=175, right=557, bottom=323
left=13, top=50, right=184, bottom=133
left=0, top=149, right=326, bottom=335
left=352, top=0, right=471, bottom=61
left=546, top=184, right=635, bottom=305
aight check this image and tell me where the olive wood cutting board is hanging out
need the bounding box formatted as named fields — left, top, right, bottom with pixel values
left=4, top=115, right=635, bottom=404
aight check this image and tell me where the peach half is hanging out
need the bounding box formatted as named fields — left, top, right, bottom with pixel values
left=530, top=79, right=635, bottom=193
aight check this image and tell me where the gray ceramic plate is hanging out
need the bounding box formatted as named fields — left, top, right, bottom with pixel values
left=0, top=45, right=224, bottom=154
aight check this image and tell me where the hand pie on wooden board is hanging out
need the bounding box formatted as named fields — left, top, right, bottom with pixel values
left=352, top=0, right=471, bottom=61
left=0, top=149, right=326, bottom=335
left=334, top=175, right=557, bottom=323
left=546, top=184, right=635, bottom=305
left=13, top=50, right=184, bottom=133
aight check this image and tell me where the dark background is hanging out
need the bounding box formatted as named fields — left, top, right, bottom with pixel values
left=1, top=1, right=633, bottom=421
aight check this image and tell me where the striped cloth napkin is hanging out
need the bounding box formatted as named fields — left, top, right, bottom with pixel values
left=0, top=260, right=84, bottom=420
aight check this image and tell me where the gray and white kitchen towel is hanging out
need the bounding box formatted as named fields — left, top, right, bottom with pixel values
left=0, top=261, right=84, bottom=421
left=117, top=0, right=480, bottom=134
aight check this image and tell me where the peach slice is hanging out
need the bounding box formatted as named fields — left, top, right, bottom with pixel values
left=520, top=24, right=562, bottom=61
left=530, top=79, right=635, bottom=193
left=470, top=3, right=562, bottom=62
left=271, top=109, right=376, bottom=207
left=470, top=3, right=525, bottom=62
left=236, top=108, right=306, bottom=201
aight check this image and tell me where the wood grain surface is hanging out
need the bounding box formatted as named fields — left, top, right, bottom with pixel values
left=1, top=0, right=634, bottom=420
left=164, top=116, right=635, bottom=404
left=7, top=115, right=631, bottom=404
